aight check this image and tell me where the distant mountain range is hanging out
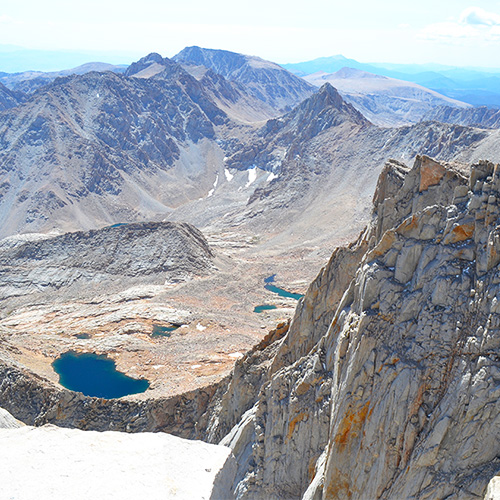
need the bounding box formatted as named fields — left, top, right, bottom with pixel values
left=282, top=55, right=500, bottom=108
left=0, top=62, right=127, bottom=94
left=304, top=68, right=469, bottom=127
left=0, top=46, right=500, bottom=246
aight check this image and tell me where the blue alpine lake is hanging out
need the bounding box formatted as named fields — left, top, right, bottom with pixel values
left=253, top=304, right=278, bottom=313
left=151, top=324, right=179, bottom=337
left=52, top=351, right=150, bottom=399
left=264, top=275, right=304, bottom=300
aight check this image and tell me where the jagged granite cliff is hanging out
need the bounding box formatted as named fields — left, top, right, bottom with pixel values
left=205, top=155, right=500, bottom=499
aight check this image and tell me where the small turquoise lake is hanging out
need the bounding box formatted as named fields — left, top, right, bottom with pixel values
left=253, top=304, right=278, bottom=313
left=264, top=275, right=304, bottom=300
left=52, top=351, right=149, bottom=399
left=151, top=324, right=179, bottom=337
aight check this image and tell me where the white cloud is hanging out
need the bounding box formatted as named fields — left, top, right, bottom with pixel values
left=419, top=7, right=500, bottom=45
left=460, top=6, right=500, bottom=26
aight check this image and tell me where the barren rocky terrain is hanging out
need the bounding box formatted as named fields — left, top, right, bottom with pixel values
left=3, top=46, right=500, bottom=499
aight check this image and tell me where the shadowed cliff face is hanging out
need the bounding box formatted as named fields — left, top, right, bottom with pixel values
left=0, top=82, right=24, bottom=111
left=209, top=155, right=500, bottom=499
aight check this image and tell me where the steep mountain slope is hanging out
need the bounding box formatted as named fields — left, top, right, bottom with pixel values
left=423, top=105, right=500, bottom=129
left=0, top=60, right=231, bottom=237
left=173, top=46, right=315, bottom=114
left=305, top=68, right=469, bottom=126
left=127, top=52, right=279, bottom=123
left=0, top=82, right=24, bottom=111
left=179, top=84, right=498, bottom=259
left=207, top=156, right=500, bottom=499
left=224, top=83, right=371, bottom=172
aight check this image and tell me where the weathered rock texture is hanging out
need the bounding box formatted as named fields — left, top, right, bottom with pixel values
left=210, top=155, right=500, bottom=499
left=0, top=221, right=214, bottom=302
left=423, top=105, right=500, bottom=130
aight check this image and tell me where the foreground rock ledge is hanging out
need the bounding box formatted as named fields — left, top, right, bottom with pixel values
left=0, top=414, right=236, bottom=500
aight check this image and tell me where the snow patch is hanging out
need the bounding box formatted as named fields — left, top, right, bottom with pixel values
left=224, top=169, right=234, bottom=182
left=267, top=172, right=278, bottom=182
left=246, top=167, right=257, bottom=188
left=196, top=323, right=207, bottom=331
left=207, top=174, right=219, bottom=197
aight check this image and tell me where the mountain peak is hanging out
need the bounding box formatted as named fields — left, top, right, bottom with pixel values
left=173, top=46, right=315, bottom=114
left=125, top=53, right=180, bottom=78
left=140, top=53, right=163, bottom=64
left=317, top=82, right=344, bottom=102
left=291, top=82, right=370, bottom=127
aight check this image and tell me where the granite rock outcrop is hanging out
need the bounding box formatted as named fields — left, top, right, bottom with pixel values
left=209, top=155, right=500, bottom=499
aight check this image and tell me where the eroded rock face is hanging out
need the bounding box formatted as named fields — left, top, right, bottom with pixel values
left=213, top=155, right=500, bottom=499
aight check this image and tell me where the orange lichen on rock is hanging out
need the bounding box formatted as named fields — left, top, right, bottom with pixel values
left=449, top=222, right=475, bottom=243
left=325, top=474, right=353, bottom=499
left=287, top=412, right=309, bottom=441
left=396, top=215, right=419, bottom=235
left=334, top=401, right=372, bottom=449
left=366, top=230, right=396, bottom=260
left=419, top=157, right=447, bottom=192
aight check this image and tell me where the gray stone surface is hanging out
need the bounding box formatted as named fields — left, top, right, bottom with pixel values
left=0, top=407, right=24, bottom=428
left=208, top=156, right=500, bottom=499
left=0, top=423, right=236, bottom=500
left=0, top=221, right=214, bottom=303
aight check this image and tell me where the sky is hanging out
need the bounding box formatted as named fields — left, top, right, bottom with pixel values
left=1, top=0, right=500, bottom=70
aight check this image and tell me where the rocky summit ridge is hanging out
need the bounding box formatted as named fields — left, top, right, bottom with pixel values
left=200, top=155, right=500, bottom=499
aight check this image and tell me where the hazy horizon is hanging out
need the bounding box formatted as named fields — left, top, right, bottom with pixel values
left=2, top=44, right=500, bottom=75
left=1, top=0, right=500, bottom=72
